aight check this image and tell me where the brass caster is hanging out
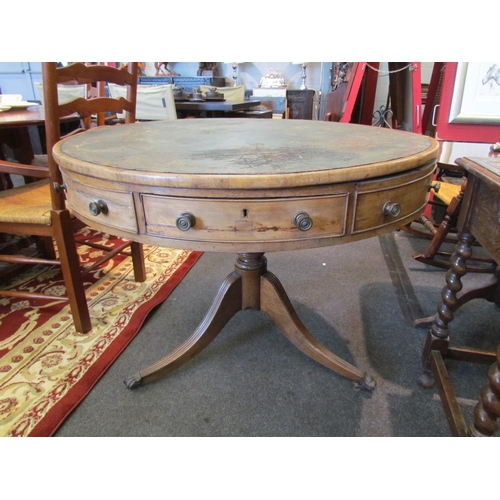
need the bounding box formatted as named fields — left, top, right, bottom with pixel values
left=353, top=373, right=376, bottom=391
left=124, top=372, right=142, bottom=389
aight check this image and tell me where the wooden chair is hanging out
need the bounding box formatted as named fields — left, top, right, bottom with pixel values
left=401, top=163, right=496, bottom=273
left=0, top=62, right=146, bottom=333
left=35, top=81, right=88, bottom=105
left=108, top=83, right=177, bottom=121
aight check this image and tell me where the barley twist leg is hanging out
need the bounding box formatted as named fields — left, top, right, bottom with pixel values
left=468, top=345, right=500, bottom=437
left=419, top=230, right=475, bottom=388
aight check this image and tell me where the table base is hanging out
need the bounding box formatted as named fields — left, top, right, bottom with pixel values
left=124, top=253, right=376, bottom=391
left=418, top=229, right=500, bottom=436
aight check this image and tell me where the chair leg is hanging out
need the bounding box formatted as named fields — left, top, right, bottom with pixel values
left=412, top=189, right=496, bottom=273
left=130, top=241, right=146, bottom=282
left=36, top=235, right=57, bottom=260
left=52, top=210, right=92, bottom=333
left=413, top=184, right=496, bottom=273
left=417, top=190, right=463, bottom=259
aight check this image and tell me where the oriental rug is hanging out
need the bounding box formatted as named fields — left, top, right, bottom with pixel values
left=0, top=229, right=202, bottom=437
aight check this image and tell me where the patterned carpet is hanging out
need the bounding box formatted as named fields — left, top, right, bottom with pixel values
left=0, top=229, right=201, bottom=436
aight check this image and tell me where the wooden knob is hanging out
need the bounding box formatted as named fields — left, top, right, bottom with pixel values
left=294, top=211, right=313, bottom=231
left=89, top=200, right=109, bottom=216
left=382, top=201, right=401, bottom=217
left=176, top=212, right=196, bottom=231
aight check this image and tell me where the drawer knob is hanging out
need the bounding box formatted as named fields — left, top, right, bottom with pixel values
left=89, top=200, right=109, bottom=216
left=53, top=182, right=66, bottom=193
left=382, top=201, right=401, bottom=217
left=176, top=212, right=196, bottom=231
left=294, top=211, right=313, bottom=231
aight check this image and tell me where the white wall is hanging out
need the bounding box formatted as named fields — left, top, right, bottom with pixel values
left=0, top=62, right=42, bottom=101
left=145, top=62, right=324, bottom=91
left=0, top=61, right=436, bottom=121
left=146, top=62, right=328, bottom=120
left=160, top=62, right=434, bottom=122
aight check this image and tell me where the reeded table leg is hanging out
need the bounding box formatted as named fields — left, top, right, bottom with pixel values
left=260, top=272, right=375, bottom=390
left=125, top=252, right=375, bottom=390
left=124, top=272, right=242, bottom=388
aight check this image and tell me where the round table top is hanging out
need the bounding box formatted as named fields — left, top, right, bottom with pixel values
left=55, top=119, right=438, bottom=190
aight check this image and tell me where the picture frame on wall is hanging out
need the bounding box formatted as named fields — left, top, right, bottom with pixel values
left=449, top=62, right=500, bottom=124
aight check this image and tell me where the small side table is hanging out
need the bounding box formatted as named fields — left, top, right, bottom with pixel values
left=419, top=156, right=500, bottom=437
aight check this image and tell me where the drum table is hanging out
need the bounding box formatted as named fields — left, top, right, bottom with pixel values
left=54, top=119, right=438, bottom=390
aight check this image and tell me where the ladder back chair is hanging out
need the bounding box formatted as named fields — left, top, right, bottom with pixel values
left=401, top=162, right=496, bottom=273
left=0, top=62, right=146, bottom=333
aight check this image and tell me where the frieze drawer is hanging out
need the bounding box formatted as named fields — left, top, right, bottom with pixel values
left=141, top=194, right=348, bottom=243
left=352, top=168, right=433, bottom=234
left=63, top=177, right=138, bottom=233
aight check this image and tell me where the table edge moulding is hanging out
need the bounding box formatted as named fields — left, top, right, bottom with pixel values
left=53, top=119, right=439, bottom=391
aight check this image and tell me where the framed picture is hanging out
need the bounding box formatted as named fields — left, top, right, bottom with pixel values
left=435, top=62, right=500, bottom=143
left=449, top=62, right=500, bottom=124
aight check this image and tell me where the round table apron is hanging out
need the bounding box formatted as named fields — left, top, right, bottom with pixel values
left=54, top=119, right=438, bottom=254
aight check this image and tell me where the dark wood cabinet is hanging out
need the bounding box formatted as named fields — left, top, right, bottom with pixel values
left=287, top=89, right=315, bottom=120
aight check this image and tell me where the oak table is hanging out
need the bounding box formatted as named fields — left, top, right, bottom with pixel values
left=419, top=156, right=500, bottom=436
left=0, top=106, right=78, bottom=165
left=0, top=106, right=45, bottom=166
left=53, top=119, right=438, bottom=390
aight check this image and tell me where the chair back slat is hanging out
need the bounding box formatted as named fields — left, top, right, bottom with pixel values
left=42, top=62, right=138, bottom=210
left=58, top=96, right=135, bottom=120
left=55, top=62, right=137, bottom=87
